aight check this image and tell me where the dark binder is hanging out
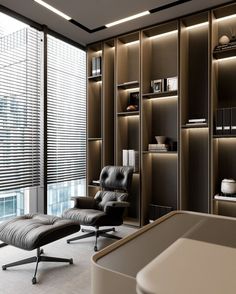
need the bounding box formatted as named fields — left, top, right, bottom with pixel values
left=231, top=107, right=236, bottom=135
left=223, top=108, right=231, bottom=135
left=215, top=108, right=223, bottom=135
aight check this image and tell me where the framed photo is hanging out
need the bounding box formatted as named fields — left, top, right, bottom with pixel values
left=151, top=79, right=164, bottom=93
left=166, top=77, right=178, bottom=91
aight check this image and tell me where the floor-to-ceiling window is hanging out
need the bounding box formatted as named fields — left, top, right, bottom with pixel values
left=0, top=12, right=87, bottom=221
left=47, top=36, right=86, bottom=216
left=0, top=13, right=42, bottom=221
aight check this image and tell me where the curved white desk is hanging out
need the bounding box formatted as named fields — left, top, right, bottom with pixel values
left=91, top=211, right=236, bottom=294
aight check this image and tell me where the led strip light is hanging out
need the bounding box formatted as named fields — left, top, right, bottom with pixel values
left=34, top=0, right=192, bottom=33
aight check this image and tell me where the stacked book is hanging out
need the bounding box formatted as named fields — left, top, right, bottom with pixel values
left=214, top=40, right=236, bottom=52
left=122, top=149, right=139, bottom=172
left=185, top=118, right=207, bottom=126
left=148, top=144, right=169, bottom=152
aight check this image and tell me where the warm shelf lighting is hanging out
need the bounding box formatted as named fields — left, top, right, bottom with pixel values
left=216, top=14, right=236, bottom=22
left=186, top=22, right=208, bottom=30
left=149, top=95, right=178, bottom=101
left=149, top=30, right=178, bottom=40
left=105, top=11, right=150, bottom=28
left=126, top=88, right=140, bottom=92
left=125, top=40, right=140, bottom=46
left=96, top=50, right=102, bottom=54
left=217, top=56, right=236, bottom=62
left=34, top=0, right=72, bottom=20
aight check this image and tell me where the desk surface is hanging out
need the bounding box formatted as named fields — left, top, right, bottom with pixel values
left=136, top=214, right=236, bottom=294
left=92, top=211, right=236, bottom=294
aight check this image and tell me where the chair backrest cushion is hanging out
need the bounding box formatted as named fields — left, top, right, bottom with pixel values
left=99, top=166, right=133, bottom=191
left=94, top=191, right=128, bottom=210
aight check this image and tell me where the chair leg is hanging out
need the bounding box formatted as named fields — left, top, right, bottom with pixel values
left=81, top=228, right=94, bottom=233
left=2, top=247, right=73, bottom=284
left=100, top=232, right=122, bottom=240
left=40, top=256, right=73, bottom=264
left=2, top=256, right=37, bottom=270
left=99, top=227, right=116, bottom=234
left=94, top=229, right=99, bottom=252
left=67, top=231, right=95, bottom=243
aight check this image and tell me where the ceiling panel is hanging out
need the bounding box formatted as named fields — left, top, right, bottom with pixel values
left=0, top=0, right=231, bottom=46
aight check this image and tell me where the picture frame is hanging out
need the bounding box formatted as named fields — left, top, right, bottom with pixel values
left=151, top=79, right=164, bottom=93
left=166, top=77, right=178, bottom=91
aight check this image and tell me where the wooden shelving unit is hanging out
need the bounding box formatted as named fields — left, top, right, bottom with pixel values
left=87, top=40, right=115, bottom=197
left=86, top=2, right=236, bottom=226
left=180, top=12, right=210, bottom=214
left=141, top=21, right=178, bottom=225
left=212, top=3, right=236, bottom=217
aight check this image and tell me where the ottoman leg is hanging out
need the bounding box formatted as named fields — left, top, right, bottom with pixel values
left=2, top=256, right=37, bottom=270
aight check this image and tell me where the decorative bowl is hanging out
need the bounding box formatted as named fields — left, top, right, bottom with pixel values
left=155, top=136, right=166, bottom=144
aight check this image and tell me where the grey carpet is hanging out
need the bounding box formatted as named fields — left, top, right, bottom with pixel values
left=0, top=225, right=136, bottom=294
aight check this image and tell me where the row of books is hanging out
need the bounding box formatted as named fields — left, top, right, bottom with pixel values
left=214, top=40, right=236, bottom=51
left=215, top=108, right=236, bottom=135
left=91, top=56, right=102, bottom=76
left=122, top=150, right=139, bottom=172
left=148, top=144, right=169, bottom=152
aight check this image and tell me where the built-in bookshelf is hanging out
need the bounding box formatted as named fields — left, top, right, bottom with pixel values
left=87, top=2, right=236, bottom=226
left=116, top=32, right=141, bottom=226
left=87, top=40, right=115, bottom=197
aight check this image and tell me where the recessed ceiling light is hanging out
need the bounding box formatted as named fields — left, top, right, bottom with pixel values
left=105, top=11, right=150, bottom=28
left=34, top=0, right=71, bottom=20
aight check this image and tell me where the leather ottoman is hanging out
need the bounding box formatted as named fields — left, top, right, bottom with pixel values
left=0, top=214, right=80, bottom=284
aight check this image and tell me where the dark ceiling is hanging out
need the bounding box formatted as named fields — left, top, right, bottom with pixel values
left=0, top=0, right=232, bottom=46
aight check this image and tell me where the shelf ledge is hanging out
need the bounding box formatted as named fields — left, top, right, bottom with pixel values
left=117, top=111, right=140, bottom=117
left=214, top=195, right=236, bottom=202
left=88, top=74, right=102, bottom=81
left=142, top=91, right=178, bottom=99
left=117, top=81, right=139, bottom=89
left=182, top=124, right=208, bottom=129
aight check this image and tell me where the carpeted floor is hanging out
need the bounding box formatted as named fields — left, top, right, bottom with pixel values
left=0, top=225, right=136, bottom=294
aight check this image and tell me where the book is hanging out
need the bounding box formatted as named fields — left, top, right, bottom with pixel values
left=128, top=150, right=139, bottom=172
left=231, top=107, right=236, bottom=135
left=148, top=144, right=169, bottom=151
left=216, top=108, right=223, bottom=135
left=92, top=180, right=100, bottom=186
left=188, top=118, right=206, bottom=123
left=223, top=108, right=231, bottom=135
left=122, top=150, right=129, bottom=166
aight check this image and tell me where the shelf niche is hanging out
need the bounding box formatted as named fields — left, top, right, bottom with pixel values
left=142, top=153, right=177, bottom=224
left=117, top=32, right=140, bottom=85
left=213, top=138, right=236, bottom=206
left=181, top=128, right=209, bottom=213
left=142, top=21, right=178, bottom=95
left=180, top=12, right=209, bottom=125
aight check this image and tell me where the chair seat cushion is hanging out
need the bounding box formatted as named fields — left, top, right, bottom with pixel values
left=63, top=208, right=123, bottom=227
left=0, top=214, right=80, bottom=251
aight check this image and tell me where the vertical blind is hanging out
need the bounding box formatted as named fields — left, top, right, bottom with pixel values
left=0, top=27, right=42, bottom=191
left=47, top=35, right=86, bottom=184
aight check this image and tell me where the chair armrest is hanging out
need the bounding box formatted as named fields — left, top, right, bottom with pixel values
left=105, top=201, right=130, bottom=208
left=71, top=196, right=97, bottom=209
left=104, top=201, right=129, bottom=216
